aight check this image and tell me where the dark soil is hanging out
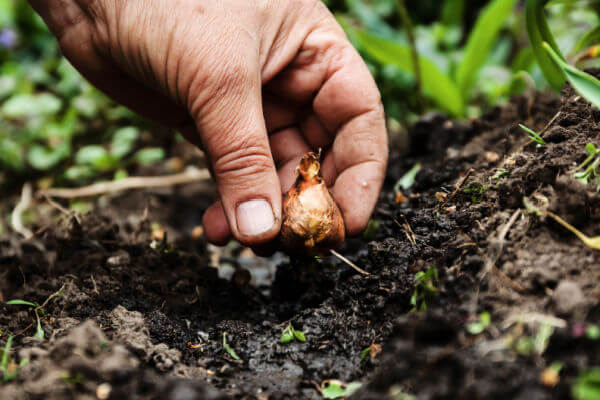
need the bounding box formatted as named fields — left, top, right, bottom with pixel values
left=2, top=83, right=600, bottom=400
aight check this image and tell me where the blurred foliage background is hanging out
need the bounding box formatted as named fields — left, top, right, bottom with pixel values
left=0, top=0, right=599, bottom=193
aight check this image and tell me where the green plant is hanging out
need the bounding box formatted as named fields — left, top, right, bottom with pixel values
left=410, top=266, right=438, bottom=312
left=573, top=367, right=600, bottom=400
left=280, top=323, right=306, bottom=344
left=321, top=380, right=362, bottom=399
left=222, top=332, right=240, bottom=361
left=5, top=285, right=65, bottom=340
left=0, top=336, right=28, bottom=382
left=466, top=311, right=491, bottom=335
left=513, top=323, right=554, bottom=356
left=347, top=0, right=518, bottom=117
left=394, top=163, right=421, bottom=192
left=519, top=124, right=547, bottom=145
left=526, top=0, right=600, bottom=109
left=464, top=182, right=490, bottom=203
left=574, top=143, right=600, bottom=190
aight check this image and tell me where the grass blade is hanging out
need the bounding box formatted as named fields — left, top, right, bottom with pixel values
left=525, top=0, right=566, bottom=91
left=544, top=42, right=600, bottom=109
left=354, top=29, right=464, bottom=116
left=456, top=0, right=518, bottom=98
left=5, top=300, right=38, bottom=307
left=575, top=25, right=600, bottom=54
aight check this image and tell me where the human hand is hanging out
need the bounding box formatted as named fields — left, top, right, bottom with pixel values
left=29, top=0, right=388, bottom=248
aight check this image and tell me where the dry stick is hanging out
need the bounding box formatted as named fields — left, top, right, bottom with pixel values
left=539, top=111, right=561, bottom=137
left=42, top=194, right=82, bottom=225
left=11, top=182, right=33, bottom=238
left=437, top=169, right=474, bottom=211
left=330, top=249, right=370, bottom=276
left=39, top=168, right=211, bottom=199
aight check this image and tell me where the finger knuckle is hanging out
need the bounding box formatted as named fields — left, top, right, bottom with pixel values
left=212, top=141, right=274, bottom=183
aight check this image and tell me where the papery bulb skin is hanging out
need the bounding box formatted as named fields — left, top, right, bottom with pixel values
left=280, top=152, right=345, bottom=256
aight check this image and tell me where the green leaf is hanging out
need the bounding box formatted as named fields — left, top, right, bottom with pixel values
left=519, top=124, right=547, bottom=145
left=293, top=329, right=306, bottom=343
left=544, top=42, right=600, bottom=110
left=76, top=145, right=118, bottom=171
left=2, top=93, right=62, bottom=119
left=586, top=143, right=598, bottom=156
left=573, top=368, right=600, bottom=400
left=456, top=0, right=518, bottom=97
left=63, top=165, right=95, bottom=182
left=322, top=381, right=362, bottom=399
left=353, top=29, right=464, bottom=117
left=360, top=347, right=370, bottom=360
left=280, top=331, right=293, bottom=344
left=441, top=0, right=465, bottom=27
left=1, top=335, right=12, bottom=374
left=586, top=325, right=600, bottom=340
left=466, top=311, right=491, bottom=335
left=222, top=332, right=240, bottom=361
left=5, top=300, right=38, bottom=307
left=575, top=26, right=600, bottom=54
left=110, top=126, right=140, bottom=159
left=0, top=138, right=25, bottom=171
left=28, top=144, right=68, bottom=170
left=394, top=163, right=421, bottom=192
left=525, top=0, right=565, bottom=91
left=34, top=316, right=44, bottom=340
left=134, top=148, right=165, bottom=165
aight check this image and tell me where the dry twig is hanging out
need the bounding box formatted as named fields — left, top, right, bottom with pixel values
left=330, top=249, right=370, bottom=276
left=11, top=182, right=33, bottom=238
left=39, top=168, right=210, bottom=199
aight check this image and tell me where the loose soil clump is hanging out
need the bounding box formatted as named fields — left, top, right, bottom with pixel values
left=1, top=84, right=600, bottom=399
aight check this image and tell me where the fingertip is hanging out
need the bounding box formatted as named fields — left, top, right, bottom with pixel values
left=202, top=201, right=232, bottom=246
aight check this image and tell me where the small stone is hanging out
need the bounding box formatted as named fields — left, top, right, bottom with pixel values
left=96, top=383, right=112, bottom=400
left=553, top=280, right=586, bottom=316
left=106, top=250, right=131, bottom=267
left=484, top=151, right=500, bottom=163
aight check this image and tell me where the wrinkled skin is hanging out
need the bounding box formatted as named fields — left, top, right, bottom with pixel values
left=29, top=0, right=388, bottom=249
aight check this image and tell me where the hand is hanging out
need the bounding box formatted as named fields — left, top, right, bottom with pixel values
left=29, top=0, right=388, bottom=247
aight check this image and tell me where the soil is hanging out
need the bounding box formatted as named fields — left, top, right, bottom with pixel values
left=2, top=83, right=600, bottom=400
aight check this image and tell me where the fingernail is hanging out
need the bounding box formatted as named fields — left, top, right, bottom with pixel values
left=236, top=199, right=275, bottom=236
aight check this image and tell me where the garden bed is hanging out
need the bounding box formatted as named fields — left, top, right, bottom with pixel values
left=2, top=83, right=600, bottom=399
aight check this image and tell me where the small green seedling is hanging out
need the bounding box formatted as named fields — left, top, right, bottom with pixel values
left=573, top=367, right=600, bottom=400
left=5, top=285, right=65, bottom=340
left=222, top=332, right=240, bottom=361
left=491, top=168, right=509, bottom=181
left=519, top=124, right=546, bottom=146
left=514, top=323, right=554, bottom=357
left=410, top=266, right=438, bottom=312
left=360, top=347, right=370, bottom=360
left=362, top=219, right=380, bottom=241
left=394, top=163, right=421, bottom=192
left=5, top=300, right=44, bottom=340
left=587, top=325, right=600, bottom=340
left=463, top=182, right=490, bottom=203
left=280, top=323, right=306, bottom=344
left=466, top=311, right=491, bottom=335
left=1, top=336, right=29, bottom=382
left=321, top=380, right=362, bottom=399
left=573, top=143, right=600, bottom=191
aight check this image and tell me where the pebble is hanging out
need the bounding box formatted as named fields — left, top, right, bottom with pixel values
left=106, top=250, right=131, bottom=267
left=553, top=280, right=586, bottom=316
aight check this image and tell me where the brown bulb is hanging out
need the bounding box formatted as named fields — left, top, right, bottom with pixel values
left=280, top=152, right=345, bottom=256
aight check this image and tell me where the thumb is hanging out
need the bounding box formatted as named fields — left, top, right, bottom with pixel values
left=192, top=69, right=281, bottom=246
